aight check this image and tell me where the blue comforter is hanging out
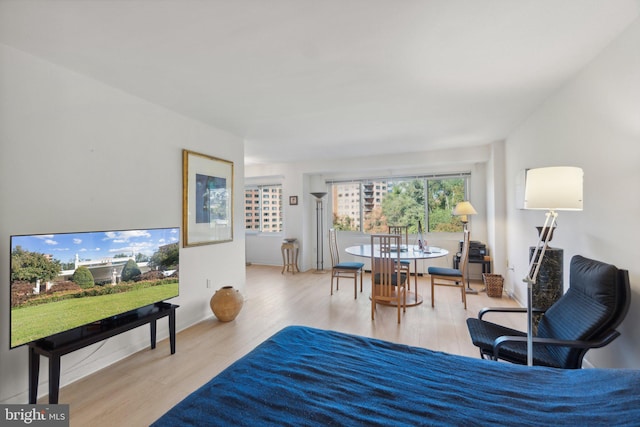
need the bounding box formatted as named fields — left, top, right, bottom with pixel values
left=153, top=326, right=640, bottom=426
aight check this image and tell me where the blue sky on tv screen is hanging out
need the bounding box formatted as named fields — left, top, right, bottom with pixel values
left=11, top=228, right=180, bottom=264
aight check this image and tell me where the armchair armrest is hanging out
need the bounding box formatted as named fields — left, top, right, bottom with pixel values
left=478, top=306, right=545, bottom=320
left=492, top=329, right=621, bottom=360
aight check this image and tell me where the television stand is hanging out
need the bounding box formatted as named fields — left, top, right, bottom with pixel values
left=28, top=302, right=178, bottom=404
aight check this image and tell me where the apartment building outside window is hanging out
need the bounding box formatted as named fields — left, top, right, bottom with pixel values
left=244, top=185, right=283, bottom=232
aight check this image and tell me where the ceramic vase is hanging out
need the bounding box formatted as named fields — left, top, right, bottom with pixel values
left=210, top=286, right=244, bottom=322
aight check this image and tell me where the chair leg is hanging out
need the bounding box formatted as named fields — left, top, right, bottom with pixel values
left=431, top=276, right=435, bottom=308
left=403, top=288, right=406, bottom=312
left=353, top=274, right=357, bottom=299
left=330, top=275, right=334, bottom=296
left=461, top=282, right=467, bottom=309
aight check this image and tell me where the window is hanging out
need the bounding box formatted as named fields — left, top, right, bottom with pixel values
left=331, top=174, right=469, bottom=233
left=244, top=184, right=283, bottom=232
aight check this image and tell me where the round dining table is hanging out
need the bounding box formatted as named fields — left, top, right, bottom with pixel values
left=345, top=244, right=449, bottom=306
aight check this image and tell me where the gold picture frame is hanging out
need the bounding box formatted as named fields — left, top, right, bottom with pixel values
left=182, top=149, right=234, bottom=247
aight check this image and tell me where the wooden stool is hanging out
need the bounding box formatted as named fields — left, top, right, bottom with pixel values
left=281, top=241, right=299, bottom=274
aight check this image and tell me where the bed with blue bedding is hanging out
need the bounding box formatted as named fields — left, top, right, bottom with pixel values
left=152, top=325, right=640, bottom=426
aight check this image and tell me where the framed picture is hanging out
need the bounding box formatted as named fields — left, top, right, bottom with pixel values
left=289, top=195, right=298, bottom=206
left=182, top=149, right=234, bottom=247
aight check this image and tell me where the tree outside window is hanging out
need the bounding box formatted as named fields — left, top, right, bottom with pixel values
left=331, top=176, right=467, bottom=233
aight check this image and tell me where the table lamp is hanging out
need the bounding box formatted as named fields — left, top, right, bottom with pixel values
left=453, top=201, right=477, bottom=231
left=523, top=166, right=583, bottom=365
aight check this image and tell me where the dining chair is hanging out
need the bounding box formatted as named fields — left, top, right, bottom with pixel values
left=428, top=229, right=470, bottom=309
left=371, top=233, right=407, bottom=323
left=329, top=229, right=365, bottom=299
left=388, top=225, right=412, bottom=290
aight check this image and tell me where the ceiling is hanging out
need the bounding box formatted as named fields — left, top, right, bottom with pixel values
left=1, top=1, right=638, bottom=165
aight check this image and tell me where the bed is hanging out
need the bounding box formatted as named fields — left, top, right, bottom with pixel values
left=152, top=325, right=640, bottom=426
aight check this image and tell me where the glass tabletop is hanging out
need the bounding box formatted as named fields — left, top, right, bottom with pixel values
left=345, top=244, right=448, bottom=260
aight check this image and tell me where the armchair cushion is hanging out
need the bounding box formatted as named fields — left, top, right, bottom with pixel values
left=466, top=319, right=560, bottom=367
left=537, top=256, right=620, bottom=367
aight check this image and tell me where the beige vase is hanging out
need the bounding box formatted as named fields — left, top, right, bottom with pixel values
left=210, top=286, right=244, bottom=322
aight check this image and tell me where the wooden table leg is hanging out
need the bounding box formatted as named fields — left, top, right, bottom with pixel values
left=413, top=259, right=419, bottom=304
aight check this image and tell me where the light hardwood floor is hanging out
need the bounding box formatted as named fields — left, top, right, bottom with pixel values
left=53, top=265, right=524, bottom=426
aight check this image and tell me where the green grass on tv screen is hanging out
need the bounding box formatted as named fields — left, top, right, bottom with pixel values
left=11, top=282, right=178, bottom=348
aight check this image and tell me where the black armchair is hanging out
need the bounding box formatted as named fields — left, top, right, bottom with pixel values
left=466, top=255, right=630, bottom=369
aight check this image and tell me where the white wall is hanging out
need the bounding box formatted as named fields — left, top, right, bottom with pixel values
left=485, top=141, right=508, bottom=290
left=0, top=44, right=246, bottom=403
left=504, top=19, right=640, bottom=368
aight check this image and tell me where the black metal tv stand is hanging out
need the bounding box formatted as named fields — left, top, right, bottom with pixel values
left=28, top=302, right=178, bottom=404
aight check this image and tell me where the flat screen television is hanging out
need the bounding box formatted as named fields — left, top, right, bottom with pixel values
left=10, top=227, right=179, bottom=349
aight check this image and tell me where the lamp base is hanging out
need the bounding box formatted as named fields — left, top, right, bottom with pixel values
left=464, top=286, right=478, bottom=294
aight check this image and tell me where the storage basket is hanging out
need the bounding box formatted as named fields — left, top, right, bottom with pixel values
left=483, top=273, right=504, bottom=298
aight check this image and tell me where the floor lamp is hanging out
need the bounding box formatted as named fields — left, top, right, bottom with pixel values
left=453, top=201, right=477, bottom=294
left=523, top=166, right=583, bottom=366
left=311, top=192, right=327, bottom=273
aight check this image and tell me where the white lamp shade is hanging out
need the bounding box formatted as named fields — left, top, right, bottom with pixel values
left=453, top=201, right=477, bottom=216
left=524, top=166, right=583, bottom=210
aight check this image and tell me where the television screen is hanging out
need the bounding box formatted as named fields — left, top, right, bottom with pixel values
left=10, top=227, right=179, bottom=349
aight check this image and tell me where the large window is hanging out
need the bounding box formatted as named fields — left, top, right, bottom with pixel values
left=331, top=174, right=469, bottom=233
left=244, top=185, right=283, bottom=232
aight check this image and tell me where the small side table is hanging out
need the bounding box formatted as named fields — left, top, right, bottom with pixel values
left=29, top=303, right=177, bottom=404
left=453, top=255, right=492, bottom=274
left=281, top=240, right=299, bottom=274
left=454, top=255, right=492, bottom=288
